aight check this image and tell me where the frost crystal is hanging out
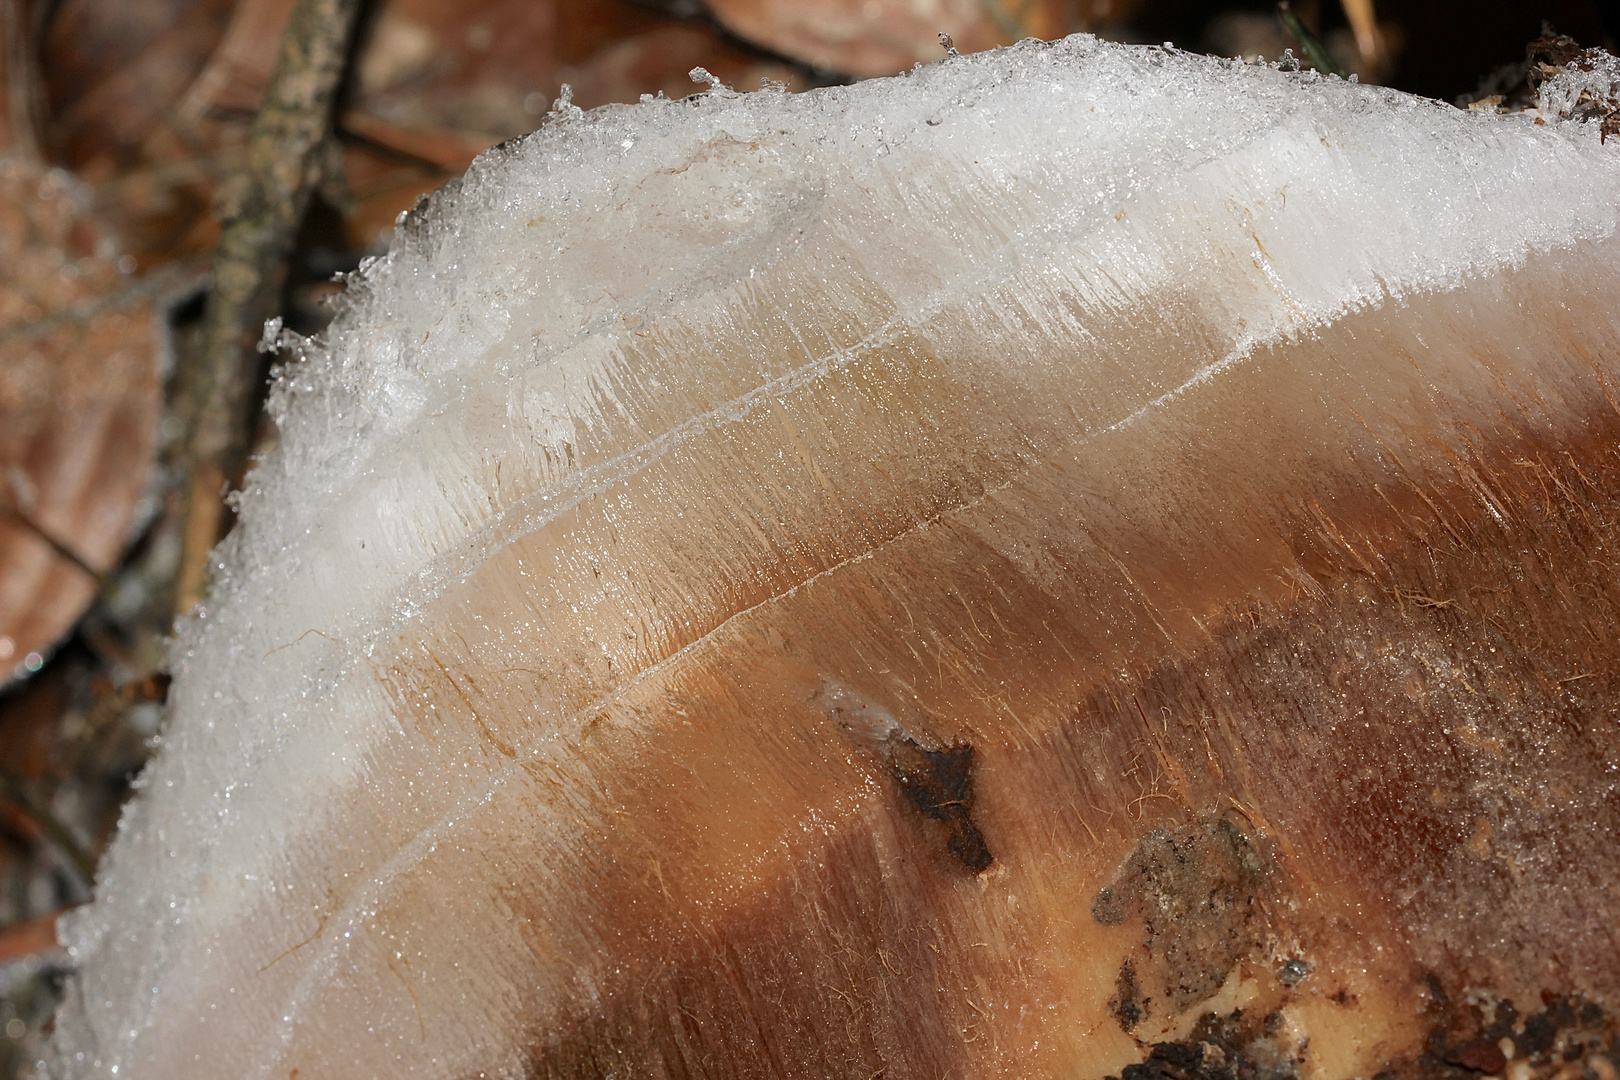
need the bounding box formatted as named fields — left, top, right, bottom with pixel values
left=1536, top=48, right=1620, bottom=121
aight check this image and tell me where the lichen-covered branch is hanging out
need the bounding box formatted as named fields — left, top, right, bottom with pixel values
left=176, top=0, right=363, bottom=614
left=1, top=0, right=43, bottom=158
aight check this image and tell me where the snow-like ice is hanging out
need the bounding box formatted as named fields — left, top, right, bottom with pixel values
left=42, top=33, right=1620, bottom=1080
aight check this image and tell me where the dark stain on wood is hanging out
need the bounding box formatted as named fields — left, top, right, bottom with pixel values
left=1112, top=958, right=1148, bottom=1032
left=882, top=733, right=994, bottom=873
left=1109, top=1009, right=1299, bottom=1080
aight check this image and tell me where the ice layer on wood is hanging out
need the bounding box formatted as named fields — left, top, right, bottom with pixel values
left=44, top=34, right=1620, bottom=1080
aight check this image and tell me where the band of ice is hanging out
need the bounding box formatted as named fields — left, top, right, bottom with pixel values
left=44, top=33, right=1620, bottom=1080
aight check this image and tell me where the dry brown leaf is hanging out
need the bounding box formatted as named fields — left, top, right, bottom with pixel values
left=19, top=0, right=257, bottom=272
left=173, top=0, right=296, bottom=124
left=64, top=0, right=822, bottom=254
left=1, top=1, right=22, bottom=154
left=0, top=158, right=160, bottom=679
left=704, top=0, right=1071, bottom=78
left=340, top=108, right=494, bottom=172
left=352, top=0, right=556, bottom=140
left=334, top=0, right=812, bottom=249
left=562, top=22, right=808, bottom=107
left=41, top=0, right=235, bottom=171
left=337, top=141, right=444, bottom=251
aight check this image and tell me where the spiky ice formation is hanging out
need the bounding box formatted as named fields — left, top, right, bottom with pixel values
left=44, top=34, right=1620, bottom=1080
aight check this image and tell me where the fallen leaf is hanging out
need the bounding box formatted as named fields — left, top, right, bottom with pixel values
left=336, top=0, right=813, bottom=249
left=172, top=0, right=297, bottom=124
left=0, top=158, right=161, bottom=679
left=41, top=0, right=235, bottom=171
left=704, top=0, right=1071, bottom=78
left=561, top=22, right=809, bottom=108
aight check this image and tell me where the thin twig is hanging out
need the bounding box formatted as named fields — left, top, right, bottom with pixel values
left=176, top=0, right=364, bottom=615
left=0, top=767, right=95, bottom=885
left=1278, top=2, right=1346, bottom=78
left=1, top=0, right=41, bottom=158
left=1339, top=0, right=1380, bottom=74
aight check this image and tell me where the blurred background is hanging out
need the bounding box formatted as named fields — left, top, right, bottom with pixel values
left=0, top=0, right=1613, bottom=1073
